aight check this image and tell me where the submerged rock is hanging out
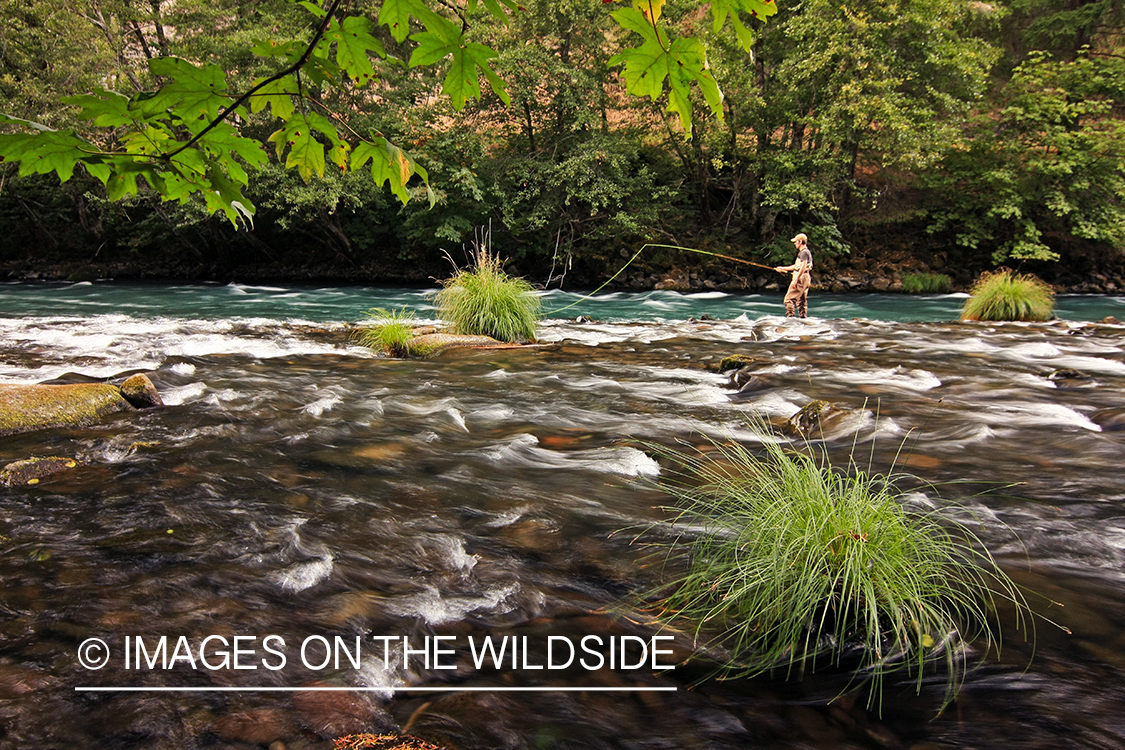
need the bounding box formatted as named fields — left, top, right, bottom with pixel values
left=0, top=456, right=80, bottom=486
left=0, top=376, right=162, bottom=436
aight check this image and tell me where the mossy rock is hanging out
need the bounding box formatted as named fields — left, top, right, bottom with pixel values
left=1, top=456, right=80, bottom=486
left=120, top=374, right=163, bottom=407
left=0, top=383, right=136, bottom=436
left=786, top=400, right=851, bottom=438
left=715, top=354, right=756, bottom=373
left=405, top=333, right=506, bottom=358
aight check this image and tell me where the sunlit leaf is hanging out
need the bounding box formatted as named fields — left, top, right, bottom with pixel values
left=248, top=76, right=299, bottom=121
left=326, top=16, right=386, bottom=86
left=135, top=58, right=231, bottom=121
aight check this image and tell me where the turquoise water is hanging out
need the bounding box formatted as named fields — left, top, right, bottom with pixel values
left=3, top=280, right=1124, bottom=322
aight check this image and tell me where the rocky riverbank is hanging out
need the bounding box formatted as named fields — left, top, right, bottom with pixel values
left=5, top=240, right=1125, bottom=294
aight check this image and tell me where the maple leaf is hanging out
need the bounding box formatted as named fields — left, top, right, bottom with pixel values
left=325, top=16, right=386, bottom=86
left=267, top=113, right=346, bottom=181
left=64, top=89, right=134, bottom=128
left=248, top=76, right=299, bottom=121
left=608, top=8, right=722, bottom=136
left=352, top=137, right=429, bottom=204
left=133, top=58, right=232, bottom=122
left=189, top=120, right=269, bottom=185
left=409, top=16, right=510, bottom=108
left=0, top=119, right=91, bottom=182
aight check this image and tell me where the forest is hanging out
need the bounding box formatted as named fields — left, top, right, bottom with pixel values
left=2, top=0, right=1124, bottom=291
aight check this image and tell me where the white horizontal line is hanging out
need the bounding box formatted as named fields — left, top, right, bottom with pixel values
left=75, top=686, right=677, bottom=693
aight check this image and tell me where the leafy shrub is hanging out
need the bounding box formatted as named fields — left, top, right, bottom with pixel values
left=901, top=272, right=953, bottom=294
left=649, top=434, right=1034, bottom=710
left=435, top=244, right=540, bottom=343
left=354, top=308, right=415, bottom=357
left=961, top=269, right=1055, bottom=322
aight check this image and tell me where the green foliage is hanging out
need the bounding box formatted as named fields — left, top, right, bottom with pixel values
left=925, top=51, right=1125, bottom=264
left=354, top=308, right=415, bottom=356
left=0, top=0, right=778, bottom=229
left=960, top=268, right=1055, bottom=321
left=650, top=433, right=1034, bottom=710
left=435, top=243, right=540, bottom=342
left=901, top=272, right=953, bottom=294
left=1006, top=0, right=1121, bottom=58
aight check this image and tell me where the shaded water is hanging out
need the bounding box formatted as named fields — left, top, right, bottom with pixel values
left=2, top=282, right=1124, bottom=749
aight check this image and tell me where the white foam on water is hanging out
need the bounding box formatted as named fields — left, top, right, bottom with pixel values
left=833, top=366, right=943, bottom=391
left=171, top=362, right=196, bottom=376
left=161, top=382, right=207, bottom=405
left=482, top=505, right=533, bottom=529
left=204, top=388, right=242, bottom=406
left=389, top=396, right=466, bottom=417
left=390, top=583, right=519, bottom=625
left=471, top=405, right=516, bottom=423
left=446, top=407, right=468, bottom=432
left=1006, top=342, right=1064, bottom=358
left=304, top=394, right=344, bottom=416
left=356, top=655, right=404, bottom=700
left=273, top=554, right=334, bottom=593
left=971, top=401, right=1102, bottom=432
left=732, top=391, right=804, bottom=417
left=0, top=315, right=355, bottom=384
left=1046, top=355, right=1125, bottom=376
left=477, top=434, right=661, bottom=477
left=431, top=535, right=480, bottom=574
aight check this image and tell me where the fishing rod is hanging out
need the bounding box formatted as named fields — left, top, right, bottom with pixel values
left=545, top=243, right=780, bottom=316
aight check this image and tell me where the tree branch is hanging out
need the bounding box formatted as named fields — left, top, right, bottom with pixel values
left=159, top=0, right=345, bottom=161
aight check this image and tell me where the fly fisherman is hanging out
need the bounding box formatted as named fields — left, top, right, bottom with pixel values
left=776, top=232, right=813, bottom=318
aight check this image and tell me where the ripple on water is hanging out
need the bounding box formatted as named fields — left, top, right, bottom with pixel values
left=389, top=582, right=521, bottom=625
left=476, top=434, right=660, bottom=477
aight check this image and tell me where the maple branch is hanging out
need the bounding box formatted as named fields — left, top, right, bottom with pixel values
left=159, top=0, right=345, bottom=161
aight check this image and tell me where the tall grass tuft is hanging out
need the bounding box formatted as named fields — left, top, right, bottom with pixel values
left=901, top=272, right=953, bottom=294
left=436, top=244, right=540, bottom=343
left=961, top=269, right=1055, bottom=321
left=649, top=434, right=1035, bottom=710
left=354, top=308, right=415, bottom=357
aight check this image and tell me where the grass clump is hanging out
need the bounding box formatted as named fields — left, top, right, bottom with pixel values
left=901, top=272, right=952, bottom=294
left=436, top=245, right=540, bottom=343
left=649, top=434, right=1035, bottom=710
left=961, top=269, right=1055, bottom=321
left=354, top=308, right=415, bottom=357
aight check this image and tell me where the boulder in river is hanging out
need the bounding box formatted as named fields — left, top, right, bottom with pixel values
left=1, top=456, right=80, bottom=486
left=715, top=354, right=756, bottom=373
left=119, top=373, right=163, bottom=407
left=786, top=400, right=852, bottom=439
left=405, top=333, right=508, bottom=358
left=0, top=374, right=162, bottom=436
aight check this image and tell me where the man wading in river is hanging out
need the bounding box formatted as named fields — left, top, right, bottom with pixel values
left=776, top=232, right=813, bottom=318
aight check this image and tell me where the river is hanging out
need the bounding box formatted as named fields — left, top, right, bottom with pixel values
left=1, top=282, right=1124, bottom=749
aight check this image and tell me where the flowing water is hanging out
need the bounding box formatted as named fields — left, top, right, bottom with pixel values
left=1, top=282, right=1124, bottom=750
